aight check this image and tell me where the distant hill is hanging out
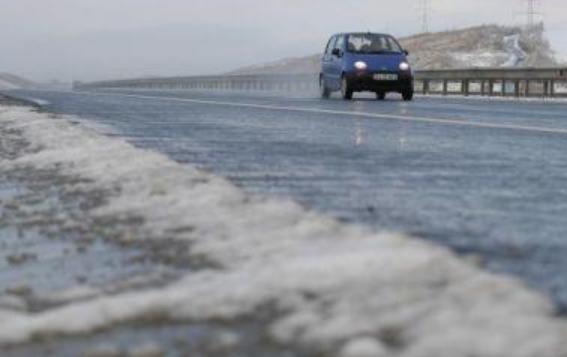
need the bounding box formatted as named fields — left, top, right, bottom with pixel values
left=403, top=24, right=555, bottom=69
left=227, top=24, right=557, bottom=75
left=0, top=73, right=36, bottom=90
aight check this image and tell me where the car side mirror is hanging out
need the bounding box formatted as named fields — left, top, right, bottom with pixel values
left=332, top=48, right=342, bottom=57
left=403, top=49, right=409, bottom=56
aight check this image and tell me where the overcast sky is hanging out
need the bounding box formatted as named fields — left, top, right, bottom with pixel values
left=1, top=0, right=566, bottom=82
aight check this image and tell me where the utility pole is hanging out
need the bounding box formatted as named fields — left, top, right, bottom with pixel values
left=418, top=0, right=430, bottom=33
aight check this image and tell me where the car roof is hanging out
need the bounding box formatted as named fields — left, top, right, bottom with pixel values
left=332, top=32, right=392, bottom=37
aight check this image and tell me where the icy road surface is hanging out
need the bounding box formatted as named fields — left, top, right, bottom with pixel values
left=10, top=89, right=567, bottom=311
left=1, top=91, right=567, bottom=356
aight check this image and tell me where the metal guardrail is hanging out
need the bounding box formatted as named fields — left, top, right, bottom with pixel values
left=415, top=67, right=567, bottom=97
left=75, top=67, right=567, bottom=98
left=75, top=73, right=320, bottom=93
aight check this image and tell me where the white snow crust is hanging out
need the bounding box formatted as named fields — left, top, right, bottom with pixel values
left=501, top=34, right=528, bottom=67
left=450, top=33, right=528, bottom=68
left=0, top=106, right=566, bottom=356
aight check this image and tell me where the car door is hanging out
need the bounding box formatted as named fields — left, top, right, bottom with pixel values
left=321, top=36, right=337, bottom=85
left=329, top=35, right=345, bottom=89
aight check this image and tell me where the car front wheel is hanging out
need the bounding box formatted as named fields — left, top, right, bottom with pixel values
left=320, top=76, right=331, bottom=99
left=341, top=76, right=353, bottom=100
left=402, top=89, right=414, bottom=101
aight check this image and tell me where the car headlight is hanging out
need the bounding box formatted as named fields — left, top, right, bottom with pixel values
left=399, top=62, right=410, bottom=71
left=354, top=61, right=368, bottom=70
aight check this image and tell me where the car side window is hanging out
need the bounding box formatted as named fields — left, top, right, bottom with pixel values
left=325, top=36, right=337, bottom=55
left=334, top=35, right=345, bottom=52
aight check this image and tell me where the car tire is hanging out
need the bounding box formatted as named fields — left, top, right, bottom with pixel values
left=402, top=89, right=414, bottom=101
left=320, top=76, right=331, bottom=99
left=376, top=92, right=386, bottom=100
left=341, top=76, right=353, bottom=100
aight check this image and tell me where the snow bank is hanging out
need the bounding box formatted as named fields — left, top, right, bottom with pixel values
left=1, top=106, right=566, bottom=356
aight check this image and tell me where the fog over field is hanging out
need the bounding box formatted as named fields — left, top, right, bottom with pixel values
left=1, top=0, right=567, bottom=82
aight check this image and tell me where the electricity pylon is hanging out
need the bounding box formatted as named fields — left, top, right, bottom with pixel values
left=418, top=0, right=430, bottom=33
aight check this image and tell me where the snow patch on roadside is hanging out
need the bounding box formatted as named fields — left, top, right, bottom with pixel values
left=0, top=106, right=566, bottom=356
left=25, top=98, right=50, bottom=107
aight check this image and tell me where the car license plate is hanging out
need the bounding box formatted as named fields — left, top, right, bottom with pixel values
left=373, top=73, right=398, bottom=81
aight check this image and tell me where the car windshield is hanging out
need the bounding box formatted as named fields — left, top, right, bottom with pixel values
left=346, top=34, right=403, bottom=54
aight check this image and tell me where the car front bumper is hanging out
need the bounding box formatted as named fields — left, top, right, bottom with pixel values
left=346, top=71, right=413, bottom=93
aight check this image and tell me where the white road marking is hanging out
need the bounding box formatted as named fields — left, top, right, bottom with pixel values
left=412, top=100, right=567, bottom=117
left=73, top=91, right=567, bottom=136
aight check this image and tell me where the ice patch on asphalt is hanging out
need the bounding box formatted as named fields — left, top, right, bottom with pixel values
left=0, top=106, right=566, bottom=356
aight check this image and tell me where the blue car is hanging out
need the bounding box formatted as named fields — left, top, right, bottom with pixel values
left=320, top=32, right=414, bottom=101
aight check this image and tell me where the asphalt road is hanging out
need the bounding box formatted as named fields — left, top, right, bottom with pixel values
left=8, top=89, right=567, bottom=312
